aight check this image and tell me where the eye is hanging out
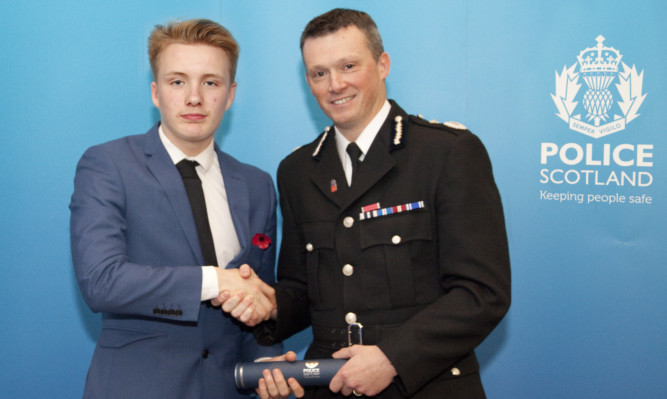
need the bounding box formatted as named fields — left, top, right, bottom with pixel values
left=204, top=80, right=218, bottom=87
left=310, top=70, right=326, bottom=79
left=343, top=63, right=354, bottom=70
left=171, top=79, right=184, bottom=86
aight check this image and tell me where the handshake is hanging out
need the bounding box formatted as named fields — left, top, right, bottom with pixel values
left=212, top=264, right=276, bottom=327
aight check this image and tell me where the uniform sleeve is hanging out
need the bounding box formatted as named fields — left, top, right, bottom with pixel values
left=69, top=145, right=202, bottom=321
left=378, top=132, right=511, bottom=394
left=263, top=160, right=313, bottom=343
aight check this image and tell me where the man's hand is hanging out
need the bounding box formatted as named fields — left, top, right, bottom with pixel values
left=329, top=345, right=397, bottom=396
left=255, top=351, right=305, bottom=399
left=210, top=264, right=276, bottom=326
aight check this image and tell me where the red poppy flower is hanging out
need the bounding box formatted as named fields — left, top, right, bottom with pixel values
left=252, top=233, right=271, bottom=250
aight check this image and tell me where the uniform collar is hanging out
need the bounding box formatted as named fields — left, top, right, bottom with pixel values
left=334, top=100, right=391, bottom=162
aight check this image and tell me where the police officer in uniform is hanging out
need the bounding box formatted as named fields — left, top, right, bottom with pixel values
left=222, top=8, right=511, bottom=399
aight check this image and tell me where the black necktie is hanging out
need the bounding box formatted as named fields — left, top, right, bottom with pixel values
left=346, top=142, right=362, bottom=187
left=176, top=160, right=218, bottom=266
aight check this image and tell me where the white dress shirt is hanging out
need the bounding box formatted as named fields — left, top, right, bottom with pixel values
left=159, top=127, right=241, bottom=301
left=335, top=100, right=391, bottom=186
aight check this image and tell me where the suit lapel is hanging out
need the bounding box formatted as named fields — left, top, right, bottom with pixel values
left=216, top=147, right=250, bottom=268
left=143, top=125, right=203, bottom=265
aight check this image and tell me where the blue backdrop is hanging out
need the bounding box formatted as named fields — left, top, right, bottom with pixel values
left=1, top=1, right=665, bottom=398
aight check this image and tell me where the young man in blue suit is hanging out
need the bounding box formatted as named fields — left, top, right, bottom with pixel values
left=70, top=19, right=280, bottom=398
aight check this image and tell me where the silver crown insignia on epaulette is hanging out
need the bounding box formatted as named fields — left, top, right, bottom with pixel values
left=443, top=121, right=467, bottom=130
left=418, top=114, right=467, bottom=130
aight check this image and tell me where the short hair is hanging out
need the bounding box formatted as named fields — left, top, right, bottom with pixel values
left=148, top=19, right=239, bottom=81
left=300, top=8, right=384, bottom=60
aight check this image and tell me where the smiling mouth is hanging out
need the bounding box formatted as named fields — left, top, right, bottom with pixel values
left=332, top=96, right=354, bottom=105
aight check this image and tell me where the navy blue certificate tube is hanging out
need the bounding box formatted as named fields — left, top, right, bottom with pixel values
left=234, top=359, right=346, bottom=389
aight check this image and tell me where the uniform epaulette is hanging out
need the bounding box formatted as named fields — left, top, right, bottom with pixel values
left=410, top=114, right=469, bottom=135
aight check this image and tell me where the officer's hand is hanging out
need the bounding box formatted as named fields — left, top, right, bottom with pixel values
left=330, top=345, right=397, bottom=396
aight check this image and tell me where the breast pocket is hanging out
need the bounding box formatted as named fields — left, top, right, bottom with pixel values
left=301, top=221, right=337, bottom=310
left=359, top=209, right=436, bottom=307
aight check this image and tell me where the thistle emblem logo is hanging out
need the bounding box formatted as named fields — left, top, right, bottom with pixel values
left=551, top=35, right=646, bottom=138
left=578, top=35, right=620, bottom=125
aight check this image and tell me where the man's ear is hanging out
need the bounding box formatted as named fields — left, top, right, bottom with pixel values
left=378, top=52, right=391, bottom=80
left=224, top=81, right=237, bottom=111
left=150, top=81, right=160, bottom=109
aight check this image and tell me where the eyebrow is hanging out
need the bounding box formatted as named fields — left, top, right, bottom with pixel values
left=163, top=71, right=226, bottom=81
left=307, top=55, right=362, bottom=70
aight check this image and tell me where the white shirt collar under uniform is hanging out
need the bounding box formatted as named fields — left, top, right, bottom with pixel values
left=335, top=100, right=391, bottom=185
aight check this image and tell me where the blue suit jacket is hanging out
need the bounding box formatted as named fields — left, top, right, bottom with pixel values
left=70, top=124, right=281, bottom=398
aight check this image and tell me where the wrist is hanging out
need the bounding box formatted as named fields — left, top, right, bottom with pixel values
left=201, top=266, right=219, bottom=301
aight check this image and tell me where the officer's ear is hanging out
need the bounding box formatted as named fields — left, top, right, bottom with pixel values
left=377, top=52, right=390, bottom=80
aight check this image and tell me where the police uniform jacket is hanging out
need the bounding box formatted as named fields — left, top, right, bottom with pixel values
left=268, top=101, right=511, bottom=398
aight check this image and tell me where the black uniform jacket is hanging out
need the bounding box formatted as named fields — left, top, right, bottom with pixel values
left=266, top=101, right=511, bottom=398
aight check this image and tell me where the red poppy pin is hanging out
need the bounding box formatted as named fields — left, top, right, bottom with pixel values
left=252, top=233, right=272, bottom=250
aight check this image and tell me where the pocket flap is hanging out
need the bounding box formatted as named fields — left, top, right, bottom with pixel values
left=359, top=210, right=431, bottom=249
left=97, top=327, right=165, bottom=348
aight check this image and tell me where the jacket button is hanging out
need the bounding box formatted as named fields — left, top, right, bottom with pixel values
left=345, top=312, right=357, bottom=324
left=342, top=264, right=354, bottom=276
left=343, top=216, right=354, bottom=228
left=451, top=367, right=461, bottom=376
left=202, top=350, right=210, bottom=359
left=306, top=243, right=314, bottom=252
left=391, top=235, right=402, bottom=244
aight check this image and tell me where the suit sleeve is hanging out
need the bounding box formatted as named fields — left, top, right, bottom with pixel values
left=378, top=133, right=511, bottom=394
left=69, top=145, right=202, bottom=321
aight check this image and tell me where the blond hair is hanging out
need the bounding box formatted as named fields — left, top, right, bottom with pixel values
left=148, top=19, right=239, bottom=80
